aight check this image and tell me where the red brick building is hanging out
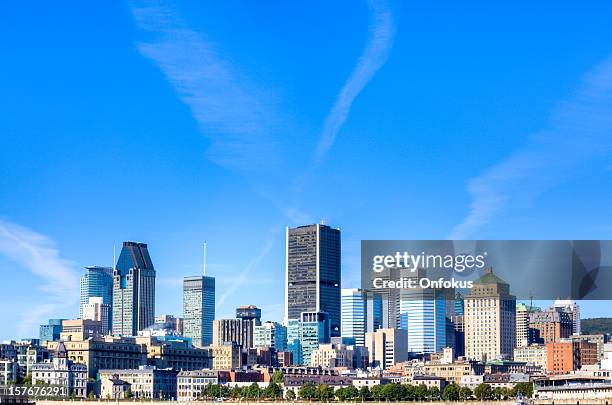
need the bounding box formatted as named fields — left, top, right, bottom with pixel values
left=546, top=340, right=598, bottom=374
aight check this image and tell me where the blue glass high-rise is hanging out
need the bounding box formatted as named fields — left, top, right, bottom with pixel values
left=80, top=266, right=113, bottom=331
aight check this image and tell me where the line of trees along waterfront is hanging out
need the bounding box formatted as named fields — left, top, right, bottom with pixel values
left=199, top=381, right=533, bottom=402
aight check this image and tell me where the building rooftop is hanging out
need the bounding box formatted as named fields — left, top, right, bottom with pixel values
left=474, top=267, right=509, bottom=285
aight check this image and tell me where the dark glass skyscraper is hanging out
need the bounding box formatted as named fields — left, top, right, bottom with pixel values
left=285, top=224, right=341, bottom=336
left=112, top=241, right=156, bottom=336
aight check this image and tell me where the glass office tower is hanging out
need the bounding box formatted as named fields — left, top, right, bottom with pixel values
left=398, top=269, right=447, bottom=354
left=80, top=266, right=113, bottom=331
left=286, top=224, right=341, bottom=336
left=341, top=288, right=366, bottom=345
left=112, top=241, right=156, bottom=336
left=183, top=275, right=215, bottom=347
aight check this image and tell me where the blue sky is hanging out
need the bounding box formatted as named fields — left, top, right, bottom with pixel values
left=1, top=0, right=612, bottom=340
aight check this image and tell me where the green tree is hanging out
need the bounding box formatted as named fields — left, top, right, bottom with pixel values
left=380, top=383, right=396, bottom=401
left=230, top=385, right=243, bottom=399
left=401, top=384, right=416, bottom=401
left=492, top=387, right=501, bottom=400
left=245, top=383, right=262, bottom=400
left=358, top=386, right=370, bottom=401
left=316, top=384, right=335, bottom=401
left=497, top=387, right=510, bottom=400
left=474, top=383, right=492, bottom=401
left=344, top=385, right=359, bottom=401
left=415, top=384, right=428, bottom=401
left=286, top=389, right=296, bottom=401
left=443, top=383, right=460, bottom=401
left=88, top=391, right=95, bottom=400
left=205, top=383, right=222, bottom=399
left=271, top=370, right=284, bottom=384
left=370, top=385, right=383, bottom=401
left=459, top=386, right=472, bottom=401
left=395, top=384, right=408, bottom=401
left=335, top=387, right=347, bottom=401
left=299, top=382, right=317, bottom=400
left=263, top=382, right=282, bottom=399
left=427, top=386, right=440, bottom=401
left=511, top=382, right=533, bottom=399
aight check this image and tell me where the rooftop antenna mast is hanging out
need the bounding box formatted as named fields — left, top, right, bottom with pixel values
left=113, top=244, right=116, bottom=270
left=203, top=241, right=207, bottom=276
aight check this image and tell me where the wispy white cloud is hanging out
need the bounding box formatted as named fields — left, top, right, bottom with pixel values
left=215, top=227, right=278, bottom=310
left=131, top=1, right=282, bottom=172
left=0, top=220, right=79, bottom=336
left=129, top=1, right=396, bottom=321
left=450, top=59, right=612, bottom=239
left=314, top=0, right=395, bottom=163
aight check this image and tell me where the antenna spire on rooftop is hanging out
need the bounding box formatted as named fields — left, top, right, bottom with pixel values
left=203, top=241, right=207, bottom=276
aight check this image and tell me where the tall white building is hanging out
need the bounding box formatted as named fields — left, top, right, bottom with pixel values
left=465, top=267, right=516, bottom=362
left=82, top=297, right=111, bottom=335
left=553, top=299, right=581, bottom=335
left=341, top=288, right=365, bottom=345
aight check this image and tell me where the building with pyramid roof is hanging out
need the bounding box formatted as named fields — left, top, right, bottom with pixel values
left=464, top=266, right=516, bottom=362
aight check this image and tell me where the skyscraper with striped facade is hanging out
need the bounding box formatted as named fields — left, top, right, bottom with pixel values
left=398, top=269, right=446, bottom=354
left=341, top=288, right=366, bottom=345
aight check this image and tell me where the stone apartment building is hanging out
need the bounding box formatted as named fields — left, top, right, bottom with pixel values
left=99, top=366, right=178, bottom=400
left=31, top=342, right=87, bottom=398
left=46, top=336, right=147, bottom=378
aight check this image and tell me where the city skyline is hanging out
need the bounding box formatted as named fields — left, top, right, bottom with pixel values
left=0, top=230, right=608, bottom=341
left=3, top=1, right=612, bottom=340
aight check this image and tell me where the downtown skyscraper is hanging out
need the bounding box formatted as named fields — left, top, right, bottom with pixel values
left=285, top=224, right=341, bottom=337
left=112, top=241, right=156, bottom=336
left=398, top=269, right=447, bottom=354
left=183, top=276, right=215, bottom=347
left=341, top=288, right=383, bottom=346
left=80, top=266, right=113, bottom=331
left=184, top=244, right=215, bottom=347
left=464, top=267, right=516, bottom=362
left=341, top=288, right=366, bottom=345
